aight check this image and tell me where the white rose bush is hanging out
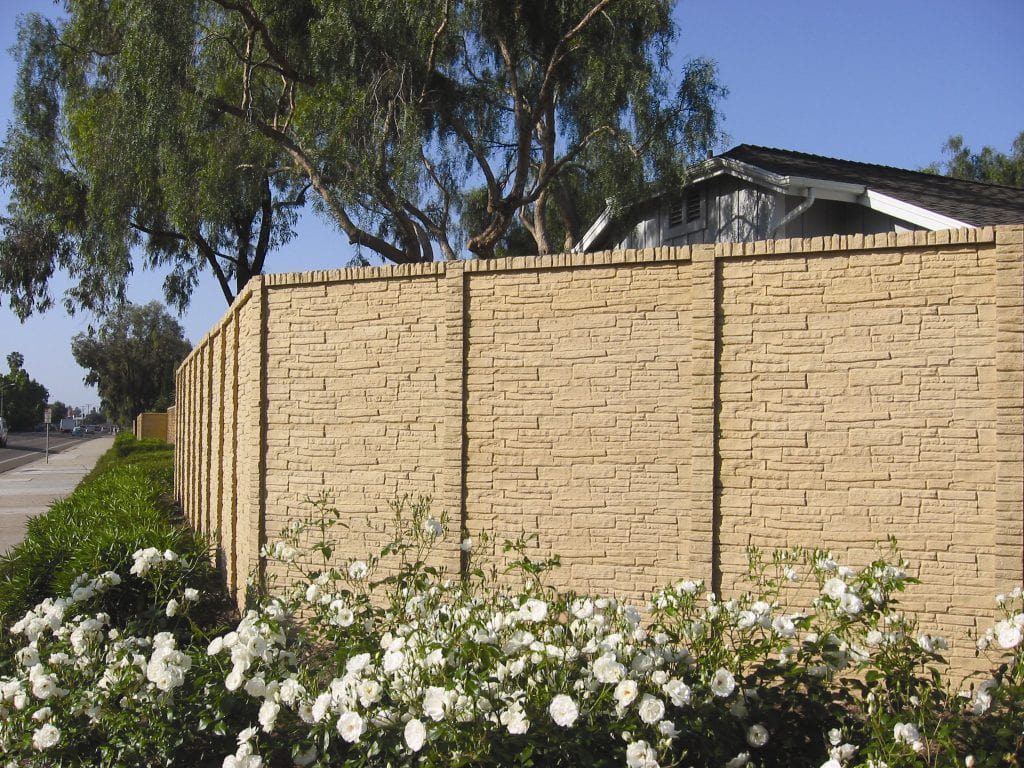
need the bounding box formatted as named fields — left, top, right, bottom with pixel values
left=1, top=492, right=1022, bottom=766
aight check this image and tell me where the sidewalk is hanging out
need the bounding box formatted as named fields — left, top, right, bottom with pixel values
left=0, top=436, right=114, bottom=555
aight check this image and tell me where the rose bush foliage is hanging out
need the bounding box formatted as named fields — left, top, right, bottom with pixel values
left=1, top=495, right=1022, bottom=767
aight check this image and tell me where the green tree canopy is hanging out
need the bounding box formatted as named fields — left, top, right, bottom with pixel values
left=70, top=301, right=192, bottom=425
left=1, top=0, right=725, bottom=317
left=1, top=351, right=50, bottom=430
left=924, top=131, right=1024, bottom=188
left=0, top=3, right=307, bottom=320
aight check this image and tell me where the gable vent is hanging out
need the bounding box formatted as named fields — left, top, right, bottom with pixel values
left=669, top=188, right=703, bottom=228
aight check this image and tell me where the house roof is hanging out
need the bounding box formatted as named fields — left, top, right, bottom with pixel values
left=721, top=145, right=1024, bottom=227
left=575, top=144, right=1024, bottom=252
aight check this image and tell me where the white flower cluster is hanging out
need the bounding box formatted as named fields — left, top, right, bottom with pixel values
left=3, top=540, right=1022, bottom=767
left=146, top=632, right=192, bottom=692
left=0, top=554, right=207, bottom=759
left=130, top=547, right=179, bottom=577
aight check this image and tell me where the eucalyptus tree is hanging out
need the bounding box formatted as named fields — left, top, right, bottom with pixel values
left=0, top=2, right=307, bottom=319
left=1, top=0, right=725, bottom=317
left=207, top=0, right=726, bottom=259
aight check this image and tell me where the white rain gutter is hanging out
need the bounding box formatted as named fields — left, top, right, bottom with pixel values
left=771, top=187, right=817, bottom=236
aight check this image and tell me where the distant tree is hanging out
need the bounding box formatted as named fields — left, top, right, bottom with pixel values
left=1, top=351, right=49, bottom=430
left=83, top=410, right=107, bottom=426
left=70, top=302, right=192, bottom=425
left=924, top=132, right=1024, bottom=187
left=47, top=399, right=68, bottom=425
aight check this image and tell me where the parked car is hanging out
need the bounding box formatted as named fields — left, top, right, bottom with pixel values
left=0, top=417, right=8, bottom=447
left=71, top=425, right=85, bottom=437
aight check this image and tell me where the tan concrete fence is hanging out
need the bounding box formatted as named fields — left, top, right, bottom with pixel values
left=135, top=412, right=170, bottom=442
left=175, top=226, right=1023, bottom=668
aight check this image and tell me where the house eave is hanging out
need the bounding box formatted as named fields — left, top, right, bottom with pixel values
left=861, top=189, right=971, bottom=230
left=573, top=155, right=974, bottom=253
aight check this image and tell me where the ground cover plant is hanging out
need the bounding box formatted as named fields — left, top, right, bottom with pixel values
left=0, top=485, right=1021, bottom=766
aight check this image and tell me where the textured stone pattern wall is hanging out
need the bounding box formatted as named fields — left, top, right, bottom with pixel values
left=465, top=262, right=693, bottom=597
left=173, top=227, right=1023, bottom=670
left=718, top=242, right=1000, bottom=642
left=260, top=273, right=454, bottom=591
left=175, top=294, right=259, bottom=607
left=134, top=412, right=169, bottom=441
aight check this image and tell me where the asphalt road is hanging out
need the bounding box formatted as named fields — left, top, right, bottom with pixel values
left=0, top=432, right=103, bottom=475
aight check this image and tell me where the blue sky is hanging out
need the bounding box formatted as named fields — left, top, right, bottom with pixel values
left=1, top=0, right=1022, bottom=410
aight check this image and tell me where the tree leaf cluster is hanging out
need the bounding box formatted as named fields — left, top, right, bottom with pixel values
left=1, top=0, right=726, bottom=317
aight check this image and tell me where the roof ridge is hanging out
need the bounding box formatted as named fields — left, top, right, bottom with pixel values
left=726, top=144, right=1024, bottom=193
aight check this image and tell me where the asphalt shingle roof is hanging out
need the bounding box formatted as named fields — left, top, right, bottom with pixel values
left=721, top=145, right=1024, bottom=227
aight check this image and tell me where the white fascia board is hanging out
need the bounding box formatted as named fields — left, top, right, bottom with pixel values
left=781, top=176, right=865, bottom=203
left=691, top=161, right=864, bottom=202
left=573, top=206, right=613, bottom=252
left=862, top=189, right=971, bottom=230
left=688, top=158, right=789, bottom=193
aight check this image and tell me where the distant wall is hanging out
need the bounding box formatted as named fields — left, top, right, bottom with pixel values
left=175, top=226, right=1024, bottom=667
left=134, top=412, right=169, bottom=441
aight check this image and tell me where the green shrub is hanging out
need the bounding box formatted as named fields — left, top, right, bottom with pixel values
left=1, top=491, right=1021, bottom=766
left=0, top=434, right=219, bottom=669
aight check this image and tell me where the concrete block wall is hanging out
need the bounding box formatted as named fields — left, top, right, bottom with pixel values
left=134, top=412, right=169, bottom=441
left=174, top=226, right=1024, bottom=669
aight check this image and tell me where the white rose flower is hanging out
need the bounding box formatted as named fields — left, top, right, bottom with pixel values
left=357, top=680, right=382, bottom=707
left=638, top=694, right=665, bottom=725
left=725, top=752, right=750, bottom=768
left=422, top=686, right=450, bottom=721
left=746, top=723, right=769, bottom=748
left=460, top=537, right=473, bottom=552
left=404, top=718, right=426, bottom=752
left=592, top=652, right=626, bottom=684
left=839, top=592, right=863, bottom=616
left=995, top=620, right=1022, bottom=650
left=336, top=711, right=364, bottom=743
left=614, top=679, right=638, bottom=708
left=347, top=561, right=368, bottom=580
left=165, top=599, right=179, bottom=618
left=225, top=666, right=246, bottom=691
left=822, top=578, right=847, bottom=600
left=663, top=678, right=691, bottom=707
left=549, top=694, right=579, bottom=727
left=184, top=588, right=200, bottom=602
left=32, top=723, right=61, bottom=750
left=625, top=740, right=659, bottom=768
left=893, top=721, right=922, bottom=748
left=499, top=702, right=530, bottom=734
left=383, top=649, right=405, bottom=673
left=519, top=598, right=548, bottom=623
left=709, top=667, right=736, bottom=698
left=424, top=518, right=444, bottom=536
left=345, top=653, right=371, bottom=675
left=258, top=700, right=280, bottom=732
